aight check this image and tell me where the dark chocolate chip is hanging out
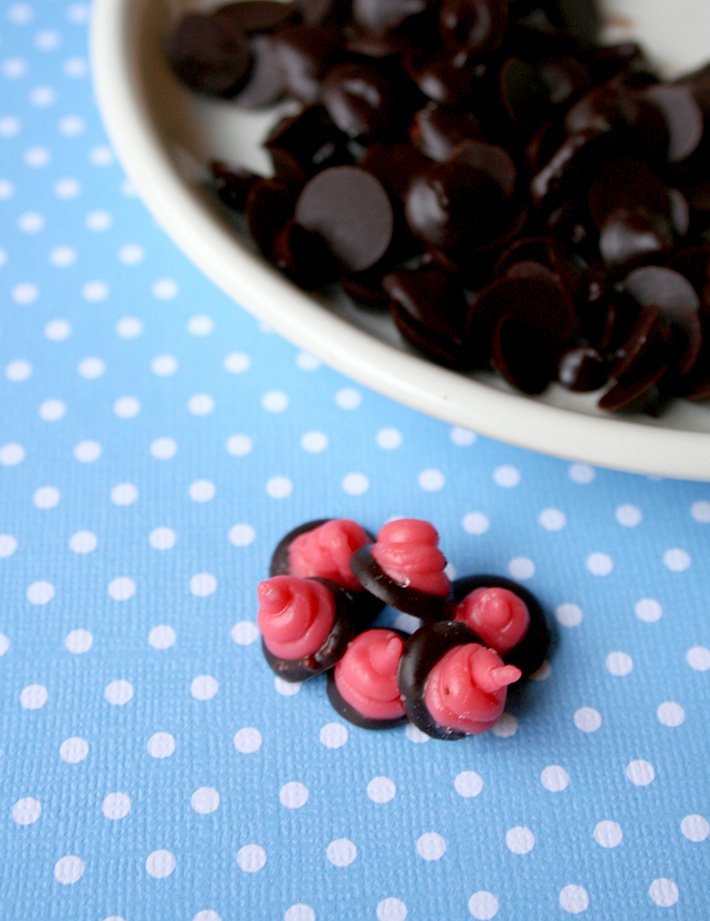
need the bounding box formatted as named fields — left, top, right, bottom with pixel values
left=645, top=84, right=705, bottom=164
left=587, top=158, right=670, bottom=231
left=265, top=105, right=352, bottom=176
left=558, top=345, right=609, bottom=391
left=216, top=0, right=299, bottom=34
left=352, top=0, right=429, bottom=35
left=272, top=219, right=335, bottom=287
left=439, top=0, right=509, bottom=57
left=271, top=24, right=342, bottom=103
left=598, top=207, right=673, bottom=266
left=410, top=103, right=483, bottom=162
left=245, top=176, right=299, bottom=257
left=210, top=160, right=258, bottom=211
left=166, top=12, right=253, bottom=98
left=322, top=62, right=407, bottom=142
left=231, top=35, right=286, bottom=109
left=491, top=315, right=555, bottom=395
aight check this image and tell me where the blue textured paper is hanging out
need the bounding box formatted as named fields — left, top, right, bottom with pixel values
left=1, top=3, right=709, bottom=920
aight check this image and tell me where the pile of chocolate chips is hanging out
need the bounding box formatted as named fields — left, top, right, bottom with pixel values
left=166, top=0, right=710, bottom=414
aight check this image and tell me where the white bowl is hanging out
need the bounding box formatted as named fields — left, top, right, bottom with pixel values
left=91, top=0, right=710, bottom=480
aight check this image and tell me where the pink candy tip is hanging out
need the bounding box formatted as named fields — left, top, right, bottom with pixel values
left=490, top=664, right=522, bottom=690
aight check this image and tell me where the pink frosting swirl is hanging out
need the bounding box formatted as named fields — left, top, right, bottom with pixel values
left=370, top=519, right=449, bottom=596
left=288, top=519, right=370, bottom=591
left=455, top=587, right=530, bottom=654
left=334, top=629, right=406, bottom=721
left=424, top=644, right=521, bottom=734
left=257, top=575, right=335, bottom=660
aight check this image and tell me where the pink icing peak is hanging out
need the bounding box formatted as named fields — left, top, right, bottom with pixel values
left=288, top=519, right=370, bottom=591
left=455, top=587, right=530, bottom=654
left=424, top=644, right=521, bottom=735
left=334, top=629, right=406, bottom=721
left=370, top=518, right=449, bottom=596
left=257, top=575, right=335, bottom=661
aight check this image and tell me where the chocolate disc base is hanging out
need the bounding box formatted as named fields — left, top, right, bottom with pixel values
left=451, top=574, right=551, bottom=678
left=269, top=518, right=384, bottom=623
left=349, top=545, right=454, bottom=620
left=326, top=667, right=408, bottom=731
left=261, top=578, right=366, bottom=682
left=398, top=620, right=480, bottom=740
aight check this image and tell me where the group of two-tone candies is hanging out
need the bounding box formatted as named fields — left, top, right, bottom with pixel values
left=257, top=517, right=550, bottom=740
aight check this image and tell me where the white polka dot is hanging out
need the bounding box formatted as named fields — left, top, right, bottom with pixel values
left=20, top=684, right=48, bottom=710
left=85, top=210, right=112, bottom=231
left=113, top=397, right=140, bottom=419
left=12, top=796, right=41, bottom=825
left=118, top=243, right=145, bottom=265
left=88, top=145, right=113, bottom=166
left=29, top=86, right=56, bottom=107
left=686, top=646, right=710, bottom=671
left=148, top=526, right=176, bottom=551
left=55, top=177, right=81, bottom=198
left=146, top=850, right=175, bottom=879
left=541, top=765, right=569, bottom=792
left=54, top=856, right=84, bottom=885
left=301, top=431, right=328, bottom=453
left=60, top=737, right=88, bottom=763
left=193, top=912, right=221, bottom=921
left=606, top=651, right=633, bottom=676
left=6, top=359, right=32, bottom=381
left=226, top=434, right=253, bottom=456
left=267, top=476, right=293, bottom=499
left=224, top=351, right=250, bottom=373
left=327, top=838, right=357, bottom=867
left=574, top=707, right=602, bottom=733
left=234, top=728, right=262, bottom=753
left=77, top=357, right=105, bottom=379
left=419, top=469, right=445, bottom=491
left=1, top=443, right=25, bottom=465
left=0, top=634, right=8, bottom=656
left=190, top=574, right=217, bottom=597
left=111, top=483, right=138, bottom=506
left=150, top=437, right=178, bottom=460
left=468, top=891, right=498, bottom=920
left=681, top=814, right=709, bottom=842
left=275, top=677, right=301, bottom=695
left=65, top=629, right=93, bottom=654
left=115, top=316, right=142, bottom=338
left=152, top=279, right=178, bottom=300
left=105, top=680, right=134, bottom=705
left=24, top=146, right=51, bottom=167
left=615, top=504, right=642, bottom=527
left=39, top=399, right=66, bottom=422
left=74, top=440, right=101, bottom=463
left=49, top=246, right=76, bottom=267
left=237, top=845, right=266, bottom=873
left=690, top=500, right=710, bottom=523
left=187, top=314, right=214, bottom=336
left=367, top=776, right=396, bottom=803
left=191, top=675, right=218, bottom=700
left=188, top=394, right=214, bottom=416
left=7, top=4, right=34, bottom=25
left=151, top=355, right=178, bottom=376
left=586, top=552, right=613, bottom=576
left=539, top=508, right=566, bottom=530
left=320, top=722, right=348, bottom=748
left=405, top=723, right=430, bottom=743
left=530, top=660, right=551, bottom=681
left=108, top=577, right=136, bottom=601
left=594, top=820, right=622, bottom=848
left=262, top=390, right=288, bottom=412
left=649, top=879, right=679, bottom=908
left=148, top=625, right=176, bottom=649
left=657, top=701, right=685, bottom=727
left=377, top=898, right=407, bottom=921
left=67, top=3, right=90, bottom=23
left=417, top=832, right=446, bottom=861
left=506, top=826, right=535, bottom=854
left=63, top=57, right=88, bottom=77
left=494, top=465, right=520, bottom=487
left=296, top=352, right=319, bottom=370
left=335, top=387, right=361, bottom=409
left=342, top=472, right=369, bottom=495
left=12, top=281, right=39, bottom=304
left=0, top=535, right=17, bottom=558
left=569, top=463, right=595, bottom=483
left=191, top=787, right=220, bottom=814
left=555, top=603, right=583, bottom=627
left=663, top=548, right=691, bottom=571
left=147, top=732, right=175, bottom=758
left=26, top=581, right=54, bottom=605
left=70, top=531, right=97, bottom=554
left=559, top=885, right=589, bottom=914
left=626, top=759, right=655, bottom=786
left=18, top=212, right=45, bottom=234
left=231, top=621, right=258, bottom=644
left=636, top=598, right=662, bottom=623
left=102, top=793, right=131, bottom=820
left=454, top=771, right=483, bottom=798
left=376, top=427, right=402, bottom=449
left=188, top=480, right=216, bottom=503
left=492, top=713, right=518, bottom=737
left=37, top=29, right=62, bottom=51
left=0, top=118, right=20, bottom=138
left=33, top=486, right=60, bottom=509
left=3, top=56, right=29, bottom=78
left=280, top=781, right=309, bottom=809
left=82, top=280, right=109, bottom=302
left=508, top=557, right=535, bottom=580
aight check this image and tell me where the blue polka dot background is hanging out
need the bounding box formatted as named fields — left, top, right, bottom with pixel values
left=1, top=2, right=710, bottom=919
